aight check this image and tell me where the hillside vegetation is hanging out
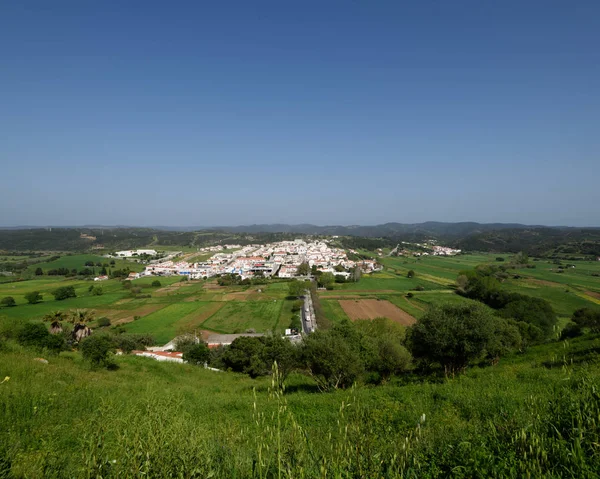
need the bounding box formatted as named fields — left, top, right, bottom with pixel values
left=1, top=333, right=599, bottom=477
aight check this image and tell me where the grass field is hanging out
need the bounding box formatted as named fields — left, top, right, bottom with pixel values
left=26, top=254, right=145, bottom=274
left=202, top=300, right=284, bottom=334
left=1, top=333, right=599, bottom=476
left=319, top=253, right=600, bottom=326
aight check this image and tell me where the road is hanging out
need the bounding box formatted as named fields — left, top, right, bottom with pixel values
left=301, top=289, right=317, bottom=334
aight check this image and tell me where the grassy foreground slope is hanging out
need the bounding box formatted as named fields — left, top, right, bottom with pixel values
left=1, top=335, right=600, bottom=478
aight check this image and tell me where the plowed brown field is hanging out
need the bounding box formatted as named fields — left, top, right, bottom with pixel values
left=338, top=299, right=416, bottom=326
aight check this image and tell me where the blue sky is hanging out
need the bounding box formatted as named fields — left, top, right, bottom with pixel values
left=1, top=1, right=599, bottom=227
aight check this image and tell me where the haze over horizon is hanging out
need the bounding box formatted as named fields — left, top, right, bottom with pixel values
left=2, top=1, right=599, bottom=227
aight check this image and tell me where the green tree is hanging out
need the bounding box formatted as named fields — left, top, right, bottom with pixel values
left=1, top=296, right=16, bottom=307
left=25, top=291, right=43, bottom=304
left=288, top=280, right=306, bottom=298
left=16, top=322, right=65, bottom=352
left=407, top=270, right=415, bottom=278
left=318, top=272, right=335, bottom=289
left=297, top=262, right=310, bottom=276
left=221, top=337, right=268, bottom=378
left=498, top=298, right=557, bottom=338
left=263, top=335, right=298, bottom=388
left=355, top=317, right=412, bottom=382
left=301, top=322, right=364, bottom=391
left=151, top=280, right=162, bottom=287
left=34, top=267, right=43, bottom=276
left=183, top=342, right=211, bottom=366
left=52, top=286, right=77, bottom=301
left=571, top=308, right=600, bottom=333
left=80, top=334, right=115, bottom=368
left=409, top=304, right=514, bottom=376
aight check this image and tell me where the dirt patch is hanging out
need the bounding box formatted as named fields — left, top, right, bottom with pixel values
left=339, top=299, right=416, bottom=326
left=525, top=278, right=563, bottom=287
left=98, top=304, right=166, bottom=325
left=203, top=282, right=223, bottom=290
left=585, top=290, right=600, bottom=300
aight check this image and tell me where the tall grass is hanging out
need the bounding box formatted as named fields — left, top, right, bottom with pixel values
left=1, top=335, right=600, bottom=477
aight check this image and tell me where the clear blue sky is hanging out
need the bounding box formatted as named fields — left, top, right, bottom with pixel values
left=1, top=1, right=599, bottom=227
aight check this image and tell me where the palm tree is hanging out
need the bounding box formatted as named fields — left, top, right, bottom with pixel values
left=69, top=309, right=95, bottom=342
left=43, top=311, right=67, bottom=334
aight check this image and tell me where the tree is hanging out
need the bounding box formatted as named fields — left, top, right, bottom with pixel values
left=408, top=304, right=515, bottom=376
left=80, top=334, right=115, bottom=368
left=498, top=298, right=557, bottom=338
left=263, top=335, right=298, bottom=388
left=43, top=311, right=68, bottom=334
left=355, top=317, right=412, bottom=382
left=571, top=308, right=600, bottom=333
left=183, top=342, right=211, bottom=365
left=318, top=272, right=335, bottom=289
left=91, top=286, right=103, bottom=296
left=288, top=280, right=306, bottom=298
left=301, top=322, right=364, bottom=391
left=221, top=337, right=268, bottom=378
left=25, top=291, right=43, bottom=304
left=34, top=267, right=43, bottom=276
left=407, top=270, right=415, bottom=278
left=351, top=266, right=362, bottom=283
left=52, top=286, right=77, bottom=301
left=1, top=296, right=16, bottom=307
left=151, top=280, right=162, bottom=287
left=297, top=262, right=310, bottom=276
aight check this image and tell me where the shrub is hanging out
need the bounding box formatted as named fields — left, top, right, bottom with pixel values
left=16, top=323, right=65, bottom=352
left=113, top=333, right=154, bottom=354
left=407, top=270, right=415, bottom=278
left=24, top=291, right=43, bottom=304
left=80, top=334, right=115, bottom=368
left=561, top=322, right=583, bottom=340
left=183, top=342, right=210, bottom=365
left=97, top=317, right=111, bottom=328
left=91, top=286, right=103, bottom=296
left=122, top=280, right=132, bottom=289
left=0, top=296, right=16, bottom=307
left=151, top=280, right=162, bottom=287
left=52, top=286, right=76, bottom=301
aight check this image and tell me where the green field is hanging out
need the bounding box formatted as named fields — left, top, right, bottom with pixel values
left=1, top=332, right=599, bottom=476
left=122, top=302, right=216, bottom=344
left=27, top=254, right=145, bottom=274
left=202, top=300, right=284, bottom=334
left=318, top=253, right=600, bottom=326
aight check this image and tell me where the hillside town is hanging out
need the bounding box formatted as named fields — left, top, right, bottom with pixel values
left=140, top=239, right=381, bottom=280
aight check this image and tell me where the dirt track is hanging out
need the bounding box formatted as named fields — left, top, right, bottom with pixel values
left=339, top=299, right=416, bottom=326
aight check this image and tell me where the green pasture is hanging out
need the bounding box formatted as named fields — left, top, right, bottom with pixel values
left=320, top=299, right=351, bottom=323
left=27, top=254, right=144, bottom=274
left=123, top=302, right=216, bottom=344
left=202, top=300, right=283, bottom=334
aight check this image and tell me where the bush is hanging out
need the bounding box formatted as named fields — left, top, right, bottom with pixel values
left=122, top=280, right=132, bottom=289
left=301, top=322, right=364, bottom=391
left=24, top=291, right=43, bottom=304
left=80, top=334, right=115, bottom=368
left=151, top=280, right=162, bottom=287
left=561, top=322, right=583, bottom=340
left=91, top=286, right=103, bottom=296
left=183, top=342, right=210, bottom=365
left=0, top=296, right=16, bottom=307
left=407, top=270, right=415, bottom=278
left=52, top=286, right=76, bottom=301
left=97, top=317, right=111, bottom=328
left=16, top=323, right=65, bottom=352
left=113, top=333, right=154, bottom=353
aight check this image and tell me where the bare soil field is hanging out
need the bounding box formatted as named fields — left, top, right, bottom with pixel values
left=339, top=299, right=416, bottom=326
left=525, top=278, right=563, bottom=287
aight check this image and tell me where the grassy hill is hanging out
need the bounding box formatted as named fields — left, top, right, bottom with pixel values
left=1, top=334, right=599, bottom=477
